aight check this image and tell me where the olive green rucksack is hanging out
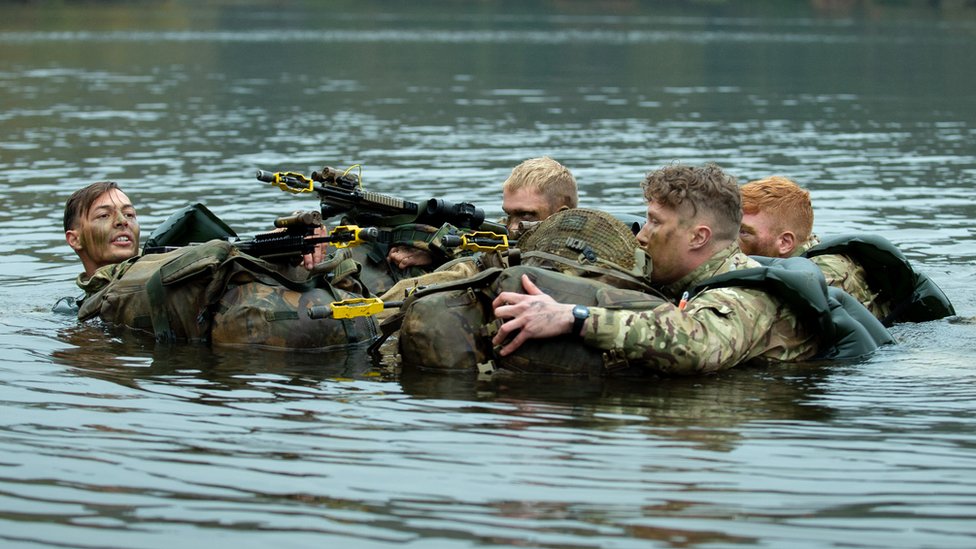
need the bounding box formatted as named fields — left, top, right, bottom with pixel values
left=78, top=240, right=377, bottom=349
left=392, top=208, right=666, bottom=377
left=394, top=264, right=666, bottom=376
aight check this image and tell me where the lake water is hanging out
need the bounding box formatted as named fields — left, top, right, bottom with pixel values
left=2, top=1, right=976, bottom=547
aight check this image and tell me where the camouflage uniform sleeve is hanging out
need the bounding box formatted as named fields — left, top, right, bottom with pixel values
left=809, top=254, right=890, bottom=320
left=583, top=286, right=818, bottom=375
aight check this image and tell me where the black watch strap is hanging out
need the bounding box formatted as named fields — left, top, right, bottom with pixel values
left=572, top=304, right=590, bottom=338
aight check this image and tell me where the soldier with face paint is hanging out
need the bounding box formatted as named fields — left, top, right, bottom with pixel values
left=739, top=176, right=954, bottom=326
left=62, top=181, right=375, bottom=348
left=63, top=181, right=328, bottom=299
left=63, top=181, right=142, bottom=296
left=491, top=163, right=892, bottom=376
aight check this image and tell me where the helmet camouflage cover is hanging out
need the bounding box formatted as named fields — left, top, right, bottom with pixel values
left=516, top=208, right=652, bottom=288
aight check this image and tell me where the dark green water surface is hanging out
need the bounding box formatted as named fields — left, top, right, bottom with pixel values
left=1, top=2, right=975, bottom=547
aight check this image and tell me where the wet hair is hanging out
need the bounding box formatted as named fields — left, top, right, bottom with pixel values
left=641, top=163, right=742, bottom=241
left=740, top=176, right=813, bottom=243
left=63, top=181, right=121, bottom=232
left=502, top=156, right=578, bottom=210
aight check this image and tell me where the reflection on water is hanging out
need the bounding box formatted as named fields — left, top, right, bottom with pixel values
left=2, top=1, right=976, bottom=547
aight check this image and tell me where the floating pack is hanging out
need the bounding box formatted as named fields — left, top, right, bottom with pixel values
left=802, top=234, right=955, bottom=325
left=396, top=264, right=667, bottom=376
left=78, top=240, right=378, bottom=349
left=393, top=209, right=664, bottom=377
left=78, top=240, right=235, bottom=341
left=211, top=256, right=377, bottom=351
left=142, top=202, right=237, bottom=251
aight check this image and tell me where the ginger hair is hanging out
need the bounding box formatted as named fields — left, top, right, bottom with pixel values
left=740, top=176, right=813, bottom=242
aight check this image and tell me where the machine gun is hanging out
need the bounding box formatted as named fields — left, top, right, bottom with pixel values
left=255, top=167, right=508, bottom=236
left=233, top=210, right=378, bottom=262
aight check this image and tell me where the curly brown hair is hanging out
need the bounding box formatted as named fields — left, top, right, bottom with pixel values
left=641, top=163, right=741, bottom=241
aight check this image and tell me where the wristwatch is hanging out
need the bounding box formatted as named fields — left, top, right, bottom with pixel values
left=571, top=304, right=590, bottom=338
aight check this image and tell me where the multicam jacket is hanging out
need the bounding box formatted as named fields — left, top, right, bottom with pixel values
left=582, top=242, right=820, bottom=376
left=793, top=234, right=891, bottom=321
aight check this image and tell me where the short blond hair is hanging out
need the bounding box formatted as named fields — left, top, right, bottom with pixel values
left=740, top=176, right=813, bottom=242
left=502, top=156, right=578, bottom=210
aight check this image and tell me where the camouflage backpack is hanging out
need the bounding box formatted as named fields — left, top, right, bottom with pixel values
left=78, top=240, right=377, bottom=349
left=392, top=209, right=667, bottom=377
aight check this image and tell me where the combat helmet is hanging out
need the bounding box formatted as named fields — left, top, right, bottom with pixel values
left=515, top=208, right=653, bottom=291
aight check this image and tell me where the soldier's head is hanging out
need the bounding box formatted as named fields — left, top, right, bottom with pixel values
left=501, top=156, right=578, bottom=237
left=64, top=181, right=140, bottom=277
left=739, top=176, right=813, bottom=258
left=636, top=163, right=741, bottom=284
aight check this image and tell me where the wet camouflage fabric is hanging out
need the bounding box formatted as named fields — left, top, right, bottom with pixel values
left=76, top=241, right=378, bottom=349
left=77, top=241, right=235, bottom=341
left=516, top=208, right=653, bottom=291
left=395, top=263, right=668, bottom=376
left=76, top=258, right=137, bottom=298
left=211, top=275, right=377, bottom=350
left=794, top=234, right=891, bottom=321
left=396, top=268, right=502, bottom=372
left=344, top=222, right=470, bottom=295
left=585, top=242, right=820, bottom=375
left=375, top=257, right=484, bottom=322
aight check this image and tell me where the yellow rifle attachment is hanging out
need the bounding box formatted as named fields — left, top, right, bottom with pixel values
left=307, top=297, right=386, bottom=320
left=329, top=225, right=378, bottom=248
left=256, top=170, right=315, bottom=193
left=456, top=231, right=509, bottom=252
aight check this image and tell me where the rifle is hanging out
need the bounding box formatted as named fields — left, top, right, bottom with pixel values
left=233, top=210, right=378, bottom=262
left=255, top=167, right=508, bottom=236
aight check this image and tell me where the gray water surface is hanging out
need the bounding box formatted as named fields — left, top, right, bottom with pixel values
left=2, top=2, right=976, bottom=547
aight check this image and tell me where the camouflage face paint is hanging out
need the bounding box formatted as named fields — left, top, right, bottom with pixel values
left=72, top=189, right=140, bottom=275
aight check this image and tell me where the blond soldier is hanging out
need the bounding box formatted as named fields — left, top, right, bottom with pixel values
left=386, top=156, right=577, bottom=269
left=739, top=176, right=889, bottom=320
left=491, top=163, right=824, bottom=375
left=376, top=157, right=578, bottom=314
left=499, top=156, right=578, bottom=238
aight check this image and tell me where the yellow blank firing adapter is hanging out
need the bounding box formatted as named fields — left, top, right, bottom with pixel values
left=255, top=170, right=314, bottom=193
left=307, top=297, right=385, bottom=320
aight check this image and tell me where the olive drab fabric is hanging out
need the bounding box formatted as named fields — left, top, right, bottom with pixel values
left=395, top=267, right=503, bottom=372
left=211, top=273, right=377, bottom=351
left=516, top=208, right=654, bottom=291
left=77, top=240, right=378, bottom=349
left=142, top=202, right=237, bottom=252
left=801, top=234, right=955, bottom=326
left=395, top=208, right=664, bottom=376
left=396, top=265, right=668, bottom=376
left=78, top=240, right=236, bottom=341
left=487, top=265, right=668, bottom=376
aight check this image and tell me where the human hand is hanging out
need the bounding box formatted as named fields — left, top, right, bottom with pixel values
left=301, top=225, right=328, bottom=270
left=388, top=245, right=433, bottom=270
left=491, top=274, right=574, bottom=356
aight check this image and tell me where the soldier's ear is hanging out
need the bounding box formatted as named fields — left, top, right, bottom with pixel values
left=65, top=230, right=83, bottom=252
left=777, top=231, right=796, bottom=256
left=688, top=224, right=711, bottom=250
